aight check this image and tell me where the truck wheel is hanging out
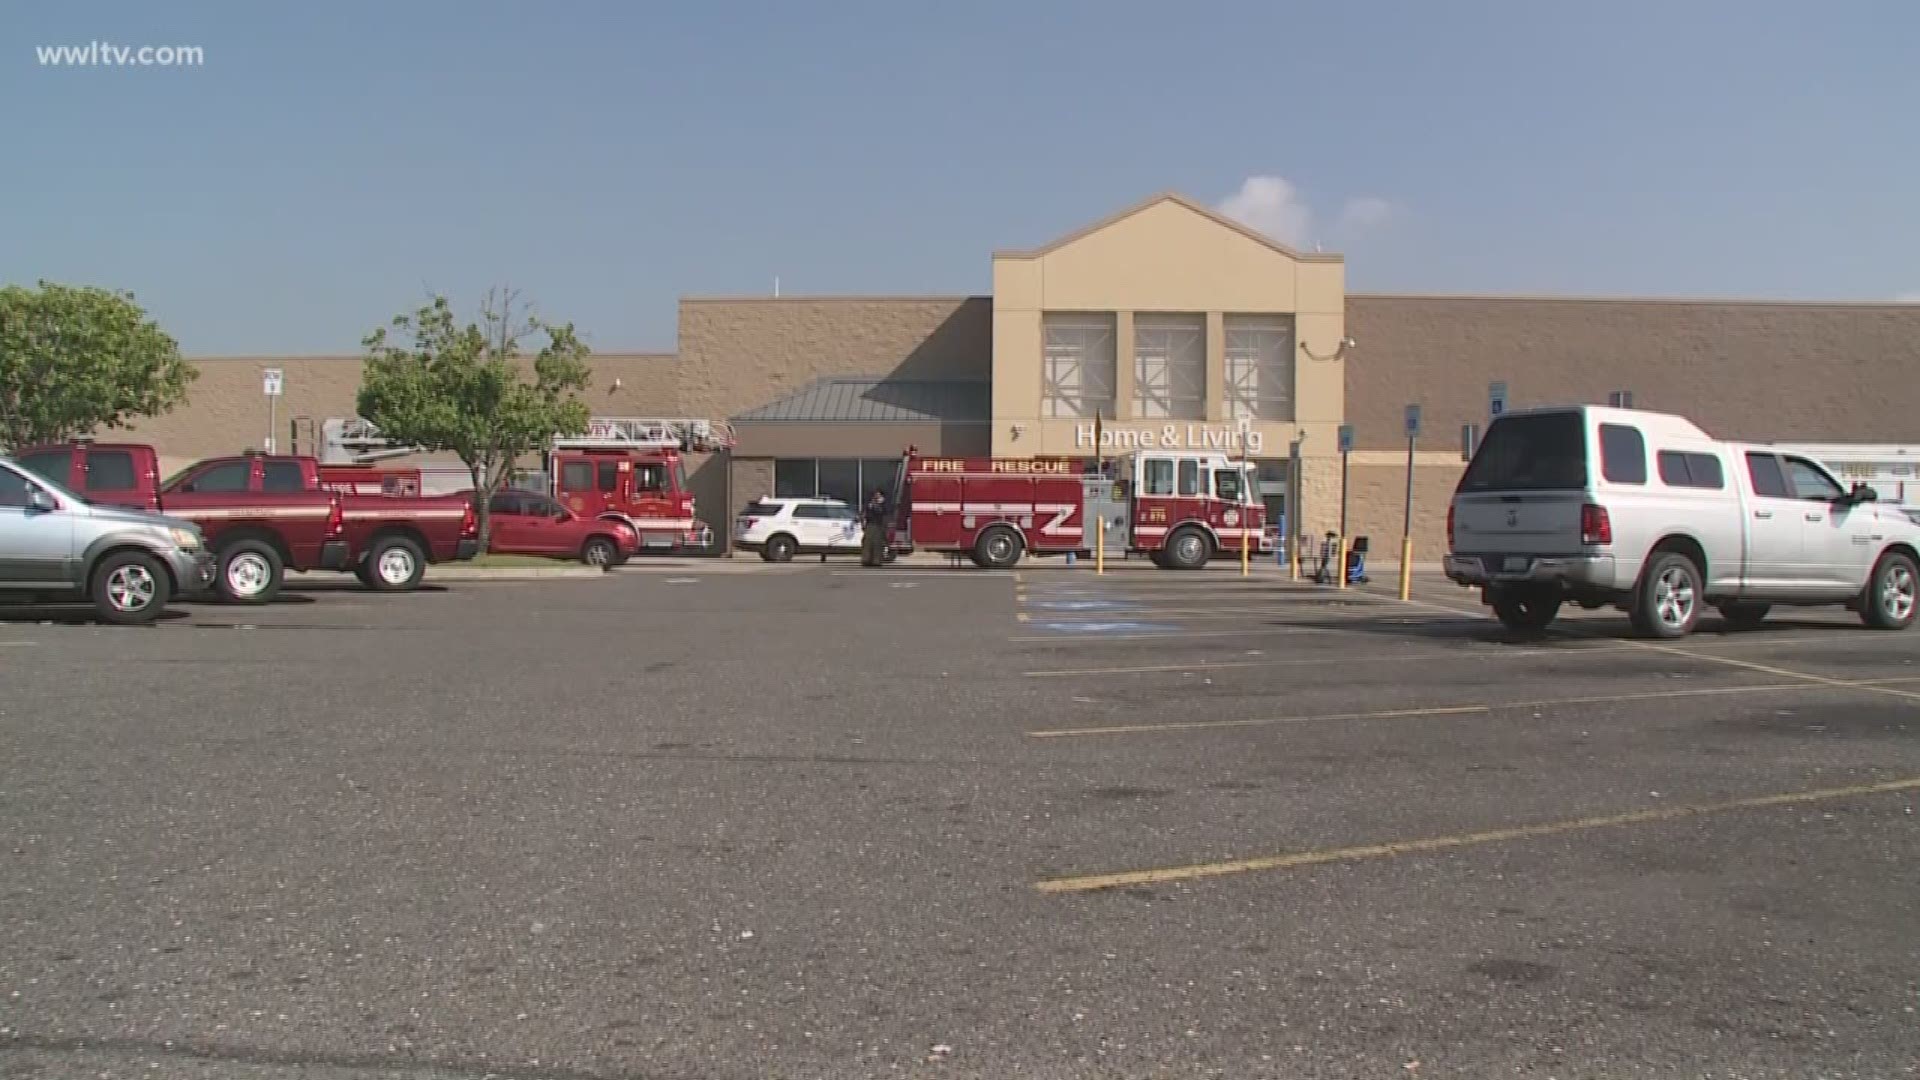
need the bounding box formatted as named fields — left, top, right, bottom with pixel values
left=764, top=533, right=797, bottom=563
left=91, top=550, right=170, bottom=626
left=974, top=526, right=1023, bottom=569
left=1630, top=550, right=1701, bottom=639
left=582, top=536, right=619, bottom=570
left=1717, top=601, right=1771, bottom=629
left=1490, top=584, right=1562, bottom=631
left=217, top=540, right=283, bottom=605
left=367, top=535, right=426, bottom=591
left=1163, top=527, right=1211, bottom=570
left=1861, top=550, right=1918, bottom=630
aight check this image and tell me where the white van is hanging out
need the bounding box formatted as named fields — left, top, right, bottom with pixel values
left=1442, top=405, right=1920, bottom=638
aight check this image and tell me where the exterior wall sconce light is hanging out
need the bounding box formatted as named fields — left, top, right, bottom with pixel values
left=1010, top=423, right=1025, bottom=441
left=1299, top=336, right=1357, bottom=362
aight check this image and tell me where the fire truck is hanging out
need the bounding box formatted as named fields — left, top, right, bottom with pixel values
left=543, top=417, right=736, bottom=551
left=890, top=447, right=1272, bottom=569
left=304, top=415, right=737, bottom=552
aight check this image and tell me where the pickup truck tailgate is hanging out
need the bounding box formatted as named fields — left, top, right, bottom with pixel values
left=1452, top=492, right=1587, bottom=555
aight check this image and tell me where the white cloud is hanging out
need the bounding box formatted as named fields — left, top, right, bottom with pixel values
left=1217, top=176, right=1314, bottom=247
left=1215, top=175, right=1398, bottom=250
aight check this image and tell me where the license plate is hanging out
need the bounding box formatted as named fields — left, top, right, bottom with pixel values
left=1503, top=556, right=1529, bottom=572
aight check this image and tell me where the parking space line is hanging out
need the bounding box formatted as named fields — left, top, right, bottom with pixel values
left=1394, top=594, right=1920, bottom=703
left=1008, top=626, right=1340, bottom=643
left=0, top=641, right=37, bottom=647
left=1033, top=776, right=1920, bottom=894
left=1020, top=633, right=1848, bottom=677
left=1024, top=675, right=1920, bottom=738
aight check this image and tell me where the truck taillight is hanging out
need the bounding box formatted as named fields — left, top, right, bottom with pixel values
left=461, top=501, right=476, bottom=536
left=1446, top=504, right=1455, bottom=548
left=327, top=499, right=344, bottom=537
left=1580, top=503, right=1612, bottom=546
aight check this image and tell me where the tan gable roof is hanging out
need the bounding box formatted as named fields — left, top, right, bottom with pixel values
left=993, top=190, right=1344, bottom=264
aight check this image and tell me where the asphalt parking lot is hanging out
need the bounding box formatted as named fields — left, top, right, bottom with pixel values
left=4, top=561, right=1919, bottom=1079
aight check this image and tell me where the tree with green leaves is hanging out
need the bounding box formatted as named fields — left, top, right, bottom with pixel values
left=357, top=287, right=592, bottom=548
left=0, top=280, right=198, bottom=451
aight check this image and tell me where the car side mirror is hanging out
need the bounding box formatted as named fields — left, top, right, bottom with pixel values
left=26, top=487, right=56, bottom=512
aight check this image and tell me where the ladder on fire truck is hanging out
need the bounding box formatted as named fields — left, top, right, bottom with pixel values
left=550, top=417, right=738, bottom=453
left=305, top=415, right=738, bottom=465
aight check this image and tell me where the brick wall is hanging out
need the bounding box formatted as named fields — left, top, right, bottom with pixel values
left=107, top=352, right=679, bottom=463
left=1345, top=296, right=1920, bottom=452
left=675, top=297, right=993, bottom=423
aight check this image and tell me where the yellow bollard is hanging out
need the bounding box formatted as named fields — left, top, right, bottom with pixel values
left=1096, top=516, right=1105, bottom=576
left=1336, top=536, right=1348, bottom=590
left=1398, top=536, right=1414, bottom=600
left=1240, top=524, right=1250, bottom=577
left=1289, top=535, right=1300, bottom=581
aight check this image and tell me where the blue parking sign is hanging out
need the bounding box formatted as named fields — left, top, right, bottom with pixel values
left=1404, top=404, right=1422, bottom=439
left=1489, top=381, right=1507, bottom=417
left=1337, top=424, right=1354, bottom=453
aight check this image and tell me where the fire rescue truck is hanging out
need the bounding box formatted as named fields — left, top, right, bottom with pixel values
left=304, top=415, right=737, bottom=552
left=891, top=447, right=1272, bottom=569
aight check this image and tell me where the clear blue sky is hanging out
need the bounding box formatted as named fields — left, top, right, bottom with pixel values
left=6, top=1, right=1916, bottom=355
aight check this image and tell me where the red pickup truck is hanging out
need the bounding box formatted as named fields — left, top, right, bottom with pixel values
left=14, top=442, right=478, bottom=601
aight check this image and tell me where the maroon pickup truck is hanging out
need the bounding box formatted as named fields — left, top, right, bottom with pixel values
left=14, top=442, right=478, bottom=601
left=14, top=440, right=349, bottom=604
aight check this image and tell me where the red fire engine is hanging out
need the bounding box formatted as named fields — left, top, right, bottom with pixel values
left=891, top=447, right=1272, bottom=569
left=305, top=415, right=736, bottom=552
left=544, top=417, right=736, bottom=551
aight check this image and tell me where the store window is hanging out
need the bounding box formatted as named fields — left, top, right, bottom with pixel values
left=1225, top=314, right=1294, bottom=420
left=1042, top=313, right=1117, bottom=419
left=1134, top=314, right=1205, bottom=420
left=772, top=458, right=903, bottom=505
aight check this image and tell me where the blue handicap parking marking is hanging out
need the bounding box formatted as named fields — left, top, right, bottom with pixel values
left=1035, top=621, right=1180, bottom=634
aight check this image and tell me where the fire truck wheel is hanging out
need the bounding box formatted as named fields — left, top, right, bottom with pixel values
left=763, top=534, right=798, bottom=563
left=216, top=539, right=283, bottom=605
left=973, top=526, right=1024, bottom=569
left=1164, top=526, right=1212, bottom=570
left=367, top=535, right=427, bottom=591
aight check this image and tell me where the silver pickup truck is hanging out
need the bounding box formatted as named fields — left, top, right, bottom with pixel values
left=0, top=455, right=216, bottom=624
left=1443, top=405, right=1920, bottom=639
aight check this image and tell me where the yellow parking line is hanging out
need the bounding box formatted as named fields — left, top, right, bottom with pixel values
left=1015, top=611, right=1030, bottom=622
left=1024, top=675, right=1920, bottom=738
left=1395, top=594, right=1920, bottom=703
left=1034, top=776, right=1920, bottom=893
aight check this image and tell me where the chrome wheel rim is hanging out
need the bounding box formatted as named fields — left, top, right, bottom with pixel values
left=1882, top=564, right=1915, bottom=620
left=377, top=548, right=416, bottom=584
left=987, top=535, right=1015, bottom=563
left=226, top=552, right=270, bottom=596
left=585, top=543, right=611, bottom=566
left=1655, top=566, right=1695, bottom=627
left=1176, top=535, right=1203, bottom=563
left=106, top=564, right=156, bottom=611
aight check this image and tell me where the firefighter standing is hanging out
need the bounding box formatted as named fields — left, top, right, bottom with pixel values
left=860, top=487, right=892, bottom=567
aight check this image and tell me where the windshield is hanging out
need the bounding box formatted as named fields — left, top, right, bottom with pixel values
left=1458, top=412, right=1589, bottom=492
left=161, top=464, right=196, bottom=491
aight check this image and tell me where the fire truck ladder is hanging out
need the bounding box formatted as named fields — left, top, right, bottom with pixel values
left=550, top=418, right=739, bottom=453
left=319, top=417, right=425, bottom=465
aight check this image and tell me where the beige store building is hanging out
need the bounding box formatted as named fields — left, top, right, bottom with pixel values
left=127, top=190, right=1920, bottom=564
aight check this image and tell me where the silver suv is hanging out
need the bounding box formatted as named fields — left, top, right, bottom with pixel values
left=0, top=455, right=216, bottom=625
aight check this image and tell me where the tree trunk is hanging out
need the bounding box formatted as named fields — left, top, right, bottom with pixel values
left=468, top=464, right=492, bottom=552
